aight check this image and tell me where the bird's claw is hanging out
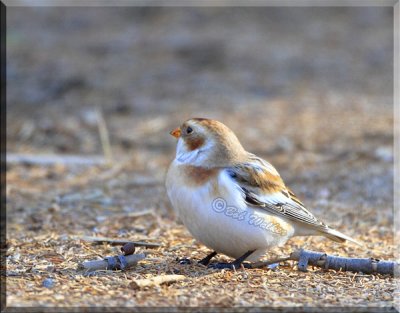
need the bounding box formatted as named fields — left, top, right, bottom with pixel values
left=176, top=257, right=192, bottom=265
left=207, top=262, right=252, bottom=270
left=207, top=262, right=234, bottom=269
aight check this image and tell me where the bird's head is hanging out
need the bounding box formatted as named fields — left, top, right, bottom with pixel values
left=169, top=118, right=246, bottom=167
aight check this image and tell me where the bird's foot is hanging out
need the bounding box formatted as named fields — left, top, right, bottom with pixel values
left=175, top=257, right=192, bottom=265
left=207, top=250, right=255, bottom=270
left=207, top=262, right=252, bottom=270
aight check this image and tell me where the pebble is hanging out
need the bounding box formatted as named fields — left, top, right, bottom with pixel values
left=374, top=146, right=393, bottom=162
left=267, top=263, right=280, bottom=270
left=42, top=278, right=55, bottom=289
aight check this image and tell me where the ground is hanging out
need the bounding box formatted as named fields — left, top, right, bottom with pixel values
left=4, top=6, right=397, bottom=310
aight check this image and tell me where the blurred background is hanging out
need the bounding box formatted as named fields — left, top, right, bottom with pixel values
left=7, top=6, right=394, bottom=208
left=5, top=6, right=396, bottom=306
left=7, top=7, right=393, bottom=152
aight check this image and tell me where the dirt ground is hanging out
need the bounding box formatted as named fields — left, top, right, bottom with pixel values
left=4, top=6, right=397, bottom=310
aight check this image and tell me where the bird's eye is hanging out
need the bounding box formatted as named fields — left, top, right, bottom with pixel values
left=186, top=126, right=193, bottom=134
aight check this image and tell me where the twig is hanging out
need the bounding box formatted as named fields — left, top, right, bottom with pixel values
left=250, top=256, right=291, bottom=269
left=78, top=253, right=146, bottom=272
left=98, top=209, right=155, bottom=220
left=252, top=249, right=398, bottom=276
left=95, top=158, right=130, bottom=181
left=76, top=236, right=162, bottom=248
left=130, top=274, right=186, bottom=289
left=291, top=249, right=397, bottom=275
left=6, top=154, right=106, bottom=166
left=96, top=107, right=113, bottom=165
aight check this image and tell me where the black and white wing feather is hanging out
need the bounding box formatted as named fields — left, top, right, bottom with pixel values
left=225, top=155, right=361, bottom=245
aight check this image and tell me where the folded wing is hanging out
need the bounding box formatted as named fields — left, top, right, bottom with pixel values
left=225, top=154, right=361, bottom=245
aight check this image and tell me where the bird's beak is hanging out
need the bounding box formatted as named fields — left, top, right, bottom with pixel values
left=170, top=127, right=181, bottom=138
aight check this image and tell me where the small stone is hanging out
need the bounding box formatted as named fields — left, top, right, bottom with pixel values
left=267, top=262, right=280, bottom=270
left=46, top=266, right=55, bottom=273
left=42, top=278, right=55, bottom=288
left=374, top=146, right=393, bottom=162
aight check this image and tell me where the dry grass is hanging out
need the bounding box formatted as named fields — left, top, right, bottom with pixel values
left=6, top=96, right=396, bottom=309
left=4, top=219, right=396, bottom=308
left=5, top=126, right=396, bottom=308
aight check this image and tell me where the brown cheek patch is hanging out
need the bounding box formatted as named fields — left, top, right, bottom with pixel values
left=185, top=136, right=205, bottom=151
left=184, top=166, right=219, bottom=186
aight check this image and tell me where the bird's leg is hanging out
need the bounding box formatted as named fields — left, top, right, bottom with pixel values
left=198, top=251, right=217, bottom=266
left=176, top=251, right=218, bottom=265
left=231, top=250, right=255, bottom=269
left=209, top=250, right=255, bottom=270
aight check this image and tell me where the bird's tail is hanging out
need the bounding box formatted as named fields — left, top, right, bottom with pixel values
left=322, top=227, right=363, bottom=247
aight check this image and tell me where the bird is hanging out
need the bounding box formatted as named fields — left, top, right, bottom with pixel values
left=165, top=118, right=361, bottom=269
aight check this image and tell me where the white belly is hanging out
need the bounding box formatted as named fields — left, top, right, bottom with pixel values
left=166, top=165, right=295, bottom=262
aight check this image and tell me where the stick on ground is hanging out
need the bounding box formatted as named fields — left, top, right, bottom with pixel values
left=251, top=249, right=398, bottom=276
left=131, top=275, right=186, bottom=289
left=78, top=253, right=146, bottom=272
left=6, top=154, right=106, bottom=166
left=76, top=236, right=162, bottom=248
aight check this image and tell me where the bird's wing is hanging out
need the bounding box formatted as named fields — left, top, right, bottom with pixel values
left=224, top=154, right=360, bottom=246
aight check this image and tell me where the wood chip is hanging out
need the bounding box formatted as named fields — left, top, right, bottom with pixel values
left=130, top=275, right=186, bottom=289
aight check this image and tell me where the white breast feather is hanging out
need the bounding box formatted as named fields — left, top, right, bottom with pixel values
left=166, top=164, right=295, bottom=262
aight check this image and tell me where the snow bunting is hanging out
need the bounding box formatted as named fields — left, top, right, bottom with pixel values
left=166, top=118, right=360, bottom=269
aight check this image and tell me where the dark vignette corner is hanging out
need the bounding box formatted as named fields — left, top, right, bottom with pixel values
left=1, top=1, right=6, bottom=312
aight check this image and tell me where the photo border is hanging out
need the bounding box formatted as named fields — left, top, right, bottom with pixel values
left=1, top=1, right=398, bottom=312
